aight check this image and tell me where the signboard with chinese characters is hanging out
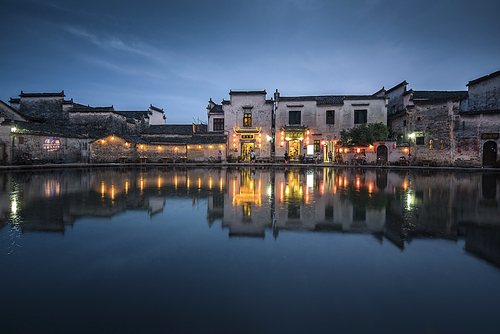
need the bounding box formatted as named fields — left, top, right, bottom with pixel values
left=285, top=130, right=304, bottom=140
left=481, top=133, right=499, bottom=140
left=42, top=137, right=61, bottom=152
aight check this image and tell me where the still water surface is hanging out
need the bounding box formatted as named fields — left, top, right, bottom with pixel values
left=1, top=167, right=500, bottom=333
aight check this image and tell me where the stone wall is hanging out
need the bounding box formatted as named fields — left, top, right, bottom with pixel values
left=467, top=71, right=500, bottom=111
left=89, top=135, right=188, bottom=163
left=11, top=133, right=88, bottom=163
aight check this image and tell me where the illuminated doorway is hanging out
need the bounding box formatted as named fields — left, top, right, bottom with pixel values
left=241, top=142, right=255, bottom=160
left=288, top=140, right=301, bottom=159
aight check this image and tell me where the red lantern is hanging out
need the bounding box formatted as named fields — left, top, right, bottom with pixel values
left=474, top=145, right=478, bottom=150
left=457, top=142, right=461, bottom=147
left=458, top=148, right=462, bottom=153
left=465, top=146, right=469, bottom=151
left=465, top=139, right=469, bottom=145
left=474, top=139, right=478, bottom=145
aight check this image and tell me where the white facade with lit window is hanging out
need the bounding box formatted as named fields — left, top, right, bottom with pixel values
left=208, top=91, right=274, bottom=160
left=274, top=89, right=387, bottom=162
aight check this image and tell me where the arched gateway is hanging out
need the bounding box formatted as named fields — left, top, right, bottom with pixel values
left=483, top=141, right=497, bottom=166
left=376, top=145, right=388, bottom=163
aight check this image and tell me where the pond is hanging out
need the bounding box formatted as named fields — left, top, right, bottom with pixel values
left=1, top=167, right=500, bottom=333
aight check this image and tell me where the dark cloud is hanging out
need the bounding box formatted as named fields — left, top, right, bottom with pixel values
left=0, top=0, right=498, bottom=123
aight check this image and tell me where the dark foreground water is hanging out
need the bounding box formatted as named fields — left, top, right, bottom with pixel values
left=1, top=167, right=500, bottom=333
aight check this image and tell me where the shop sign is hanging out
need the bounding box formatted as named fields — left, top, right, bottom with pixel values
left=241, top=134, right=254, bottom=140
left=43, top=137, right=61, bottom=152
left=481, top=133, right=499, bottom=140
left=285, top=130, right=304, bottom=140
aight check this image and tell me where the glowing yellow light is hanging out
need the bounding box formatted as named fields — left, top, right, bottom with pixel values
left=209, top=145, right=213, bottom=149
left=140, top=145, right=144, bottom=149
left=220, top=145, right=223, bottom=149
left=157, top=146, right=162, bottom=150
left=198, top=145, right=202, bottom=149
left=187, top=145, right=191, bottom=149
left=175, top=147, right=178, bottom=150
left=111, top=136, right=115, bottom=140
left=125, top=142, right=129, bottom=146
left=101, top=140, right=105, bottom=144
left=306, top=130, right=310, bottom=135
left=259, top=144, right=261, bottom=147
left=11, top=199, right=17, bottom=214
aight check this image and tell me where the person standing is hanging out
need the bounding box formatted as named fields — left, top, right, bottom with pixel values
left=284, top=151, right=288, bottom=164
left=250, top=150, right=255, bottom=163
left=328, top=151, right=332, bottom=162
left=217, top=150, right=222, bottom=162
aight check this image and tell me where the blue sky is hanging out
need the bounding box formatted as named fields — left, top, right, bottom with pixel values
left=1, top=0, right=499, bottom=123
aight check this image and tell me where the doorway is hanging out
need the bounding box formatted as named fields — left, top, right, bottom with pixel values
left=483, top=141, right=497, bottom=166
left=241, top=142, right=254, bottom=160
left=376, top=145, right=388, bottom=162
left=288, top=140, right=301, bottom=159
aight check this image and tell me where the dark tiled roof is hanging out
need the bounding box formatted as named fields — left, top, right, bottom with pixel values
left=149, top=105, right=164, bottom=112
left=19, top=91, right=65, bottom=98
left=229, top=90, right=267, bottom=95
left=115, top=110, right=150, bottom=120
left=6, top=120, right=89, bottom=138
left=146, top=135, right=227, bottom=145
left=467, top=70, right=500, bottom=86
left=209, top=104, right=223, bottom=113
left=386, top=81, right=408, bottom=94
left=406, top=90, right=468, bottom=102
left=141, top=124, right=207, bottom=135
left=279, top=95, right=383, bottom=106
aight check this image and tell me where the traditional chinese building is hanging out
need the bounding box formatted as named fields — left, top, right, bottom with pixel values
left=274, top=89, right=388, bottom=162
left=207, top=90, right=273, bottom=160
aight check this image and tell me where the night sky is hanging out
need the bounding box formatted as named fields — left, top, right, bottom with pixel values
left=1, top=0, right=499, bottom=123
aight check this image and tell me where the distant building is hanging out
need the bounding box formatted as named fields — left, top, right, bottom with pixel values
left=386, top=69, right=500, bottom=167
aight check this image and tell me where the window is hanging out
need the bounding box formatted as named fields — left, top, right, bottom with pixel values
left=326, top=110, right=335, bottom=124
left=213, top=118, right=224, bottom=131
left=354, top=110, right=367, bottom=124
left=416, top=136, right=425, bottom=145
left=243, top=113, right=252, bottom=127
left=19, top=137, right=24, bottom=144
left=289, top=111, right=301, bottom=125
left=314, top=140, right=320, bottom=153
left=403, top=120, right=407, bottom=126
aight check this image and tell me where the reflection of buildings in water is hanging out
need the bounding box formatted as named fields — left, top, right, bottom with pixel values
left=462, top=225, right=500, bottom=268
left=2, top=168, right=228, bottom=233
left=221, top=169, right=272, bottom=238
left=2, top=167, right=500, bottom=265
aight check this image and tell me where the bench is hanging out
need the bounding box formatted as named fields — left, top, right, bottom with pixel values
left=421, top=159, right=431, bottom=167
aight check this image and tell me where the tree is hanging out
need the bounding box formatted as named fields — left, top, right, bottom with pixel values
left=338, top=122, right=390, bottom=147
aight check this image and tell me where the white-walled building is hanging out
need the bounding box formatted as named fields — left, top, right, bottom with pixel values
left=274, top=89, right=387, bottom=161
left=207, top=90, right=274, bottom=160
